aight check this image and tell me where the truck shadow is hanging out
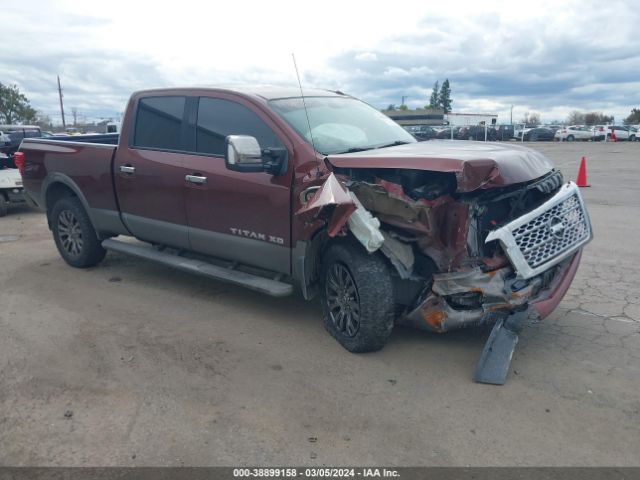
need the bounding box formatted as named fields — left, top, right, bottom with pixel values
left=99, top=251, right=491, bottom=355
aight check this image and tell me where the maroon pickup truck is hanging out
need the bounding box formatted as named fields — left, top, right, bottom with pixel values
left=17, top=87, right=592, bottom=383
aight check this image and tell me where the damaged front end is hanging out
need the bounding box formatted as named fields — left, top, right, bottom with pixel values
left=296, top=160, right=592, bottom=384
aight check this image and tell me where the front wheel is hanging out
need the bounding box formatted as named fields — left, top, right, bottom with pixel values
left=567, top=135, right=575, bottom=142
left=51, top=196, right=106, bottom=268
left=321, top=242, right=395, bottom=353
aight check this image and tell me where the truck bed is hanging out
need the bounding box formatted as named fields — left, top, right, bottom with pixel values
left=19, top=137, right=121, bottom=235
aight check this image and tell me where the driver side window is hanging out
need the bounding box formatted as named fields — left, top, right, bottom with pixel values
left=196, top=97, right=283, bottom=156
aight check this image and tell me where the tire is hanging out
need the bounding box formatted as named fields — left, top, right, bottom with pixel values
left=567, top=135, right=575, bottom=142
left=630, top=135, right=636, bottom=142
left=531, top=133, right=538, bottom=141
left=320, top=241, right=395, bottom=353
left=50, top=196, right=106, bottom=268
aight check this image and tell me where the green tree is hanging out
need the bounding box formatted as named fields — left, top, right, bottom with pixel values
left=0, top=83, right=37, bottom=124
left=428, top=81, right=440, bottom=109
left=385, top=104, right=397, bottom=111
left=438, top=79, right=452, bottom=113
left=624, top=108, right=640, bottom=125
left=398, top=104, right=408, bottom=111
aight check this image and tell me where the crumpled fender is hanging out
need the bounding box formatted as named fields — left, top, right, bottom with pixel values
left=295, top=173, right=356, bottom=237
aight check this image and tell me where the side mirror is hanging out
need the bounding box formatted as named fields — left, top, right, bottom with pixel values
left=225, top=135, right=288, bottom=176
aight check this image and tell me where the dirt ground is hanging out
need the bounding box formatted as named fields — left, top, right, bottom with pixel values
left=0, top=141, right=638, bottom=466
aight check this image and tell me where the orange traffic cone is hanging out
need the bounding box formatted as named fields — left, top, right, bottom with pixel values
left=576, top=156, right=590, bottom=187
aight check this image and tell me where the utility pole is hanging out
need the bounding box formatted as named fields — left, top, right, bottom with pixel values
left=57, top=75, right=66, bottom=130
left=401, top=95, right=409, bottom=107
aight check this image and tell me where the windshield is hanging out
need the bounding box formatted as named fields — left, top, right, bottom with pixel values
left=269, top=96, right=416, bottom=155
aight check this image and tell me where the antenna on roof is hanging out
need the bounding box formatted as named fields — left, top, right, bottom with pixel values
left=292, top=53, right=322, bottom=177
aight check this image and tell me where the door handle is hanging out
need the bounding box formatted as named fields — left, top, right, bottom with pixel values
left=186, top=174, right=207, bottom=185
left=119, top=165, right=135, bottom=174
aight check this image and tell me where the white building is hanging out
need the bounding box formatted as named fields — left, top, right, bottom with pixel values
left=445, top=112, right=498, bottom=127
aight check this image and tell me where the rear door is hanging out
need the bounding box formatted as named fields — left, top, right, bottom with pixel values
left=114, top=96, right=191, bottom=248
left=181, top=95, right=294, bottom=274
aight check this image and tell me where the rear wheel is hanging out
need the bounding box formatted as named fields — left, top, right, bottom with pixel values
left=51, top=196, right=106, bottom=268
left=567, top=135, right=575, bottom=142
left=321, top=241, right=395, bottom=353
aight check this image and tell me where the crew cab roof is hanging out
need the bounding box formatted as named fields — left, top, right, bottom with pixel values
left=130, top=85, right=348, bottom=102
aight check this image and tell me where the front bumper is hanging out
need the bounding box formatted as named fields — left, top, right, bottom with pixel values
left=402, top=250, right=582, bottom=332
left=402, top=181, right=591, bottom=333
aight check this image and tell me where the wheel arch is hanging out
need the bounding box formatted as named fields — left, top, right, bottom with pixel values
left=43, top=174, right=95, bottom=231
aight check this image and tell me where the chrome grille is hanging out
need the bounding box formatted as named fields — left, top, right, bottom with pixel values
left=513, top=193, right=589, bottom=268
left=485, top=182, right=592, bottom=279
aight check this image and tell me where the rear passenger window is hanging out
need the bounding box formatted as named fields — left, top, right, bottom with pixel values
left=196, top=98, right=282, bottom=156
left=134, top=97, right=185, bottom=150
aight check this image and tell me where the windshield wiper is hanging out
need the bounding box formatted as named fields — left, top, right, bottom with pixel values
left=335, top=140, right=412, bottom=155
left=341, top=146, right=375, bottom=153
left=376, top=140, right=412, bottom=149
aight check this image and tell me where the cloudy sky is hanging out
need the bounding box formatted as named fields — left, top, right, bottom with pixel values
left=2, top=0, right=639, bottom=125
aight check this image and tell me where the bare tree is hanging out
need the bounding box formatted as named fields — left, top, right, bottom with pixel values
left=567, top=111, right=586, bottom=125
left=584, top=112, right=613, bottom=125
left=71, top=107, right=78, bottom=127
left=520, top=111, right=541, bottom=125
left=34, top=111, right=52, bottom=130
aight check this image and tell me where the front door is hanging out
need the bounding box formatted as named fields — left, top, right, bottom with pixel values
left=182, top=95, right=293, bottom=274
left=114, top=95, right=190, bottom=249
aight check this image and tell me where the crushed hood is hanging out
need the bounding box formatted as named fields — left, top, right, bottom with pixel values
left=326, top=140, right=554, bottom=192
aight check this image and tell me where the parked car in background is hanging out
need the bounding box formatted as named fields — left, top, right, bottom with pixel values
left=523, top=127, right=554, bottom=141
left=606, top=126, right=633, bottom=141
left=457, top=125, right=498, bottom=141
left=0, top=130, right=11, bottom=148
left=435, top=126, right=460, bottom=139
left=495, top=125, right=515, bottom=141
left=631, top=127, right=638, bottom=141
left=590, top=125, right=607, bottom=141
left=0, top=125, right=42, bottom=156
left=106, top=121, right=121, bottom=134
left=0, top=161, right=25, bottom=217
left=554, top=125, right=592, bottom=142
left=403, top=125, right=437, bottom=141
left=514, top=124, right=538, bottom=139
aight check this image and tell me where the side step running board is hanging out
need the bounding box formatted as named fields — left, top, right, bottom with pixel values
left=102, top=239, right=293, bottom=297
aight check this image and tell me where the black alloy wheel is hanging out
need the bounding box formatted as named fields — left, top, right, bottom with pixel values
left=57, top=209, right=84, bottom=257
left=325, top=262, right=361, bottom=337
